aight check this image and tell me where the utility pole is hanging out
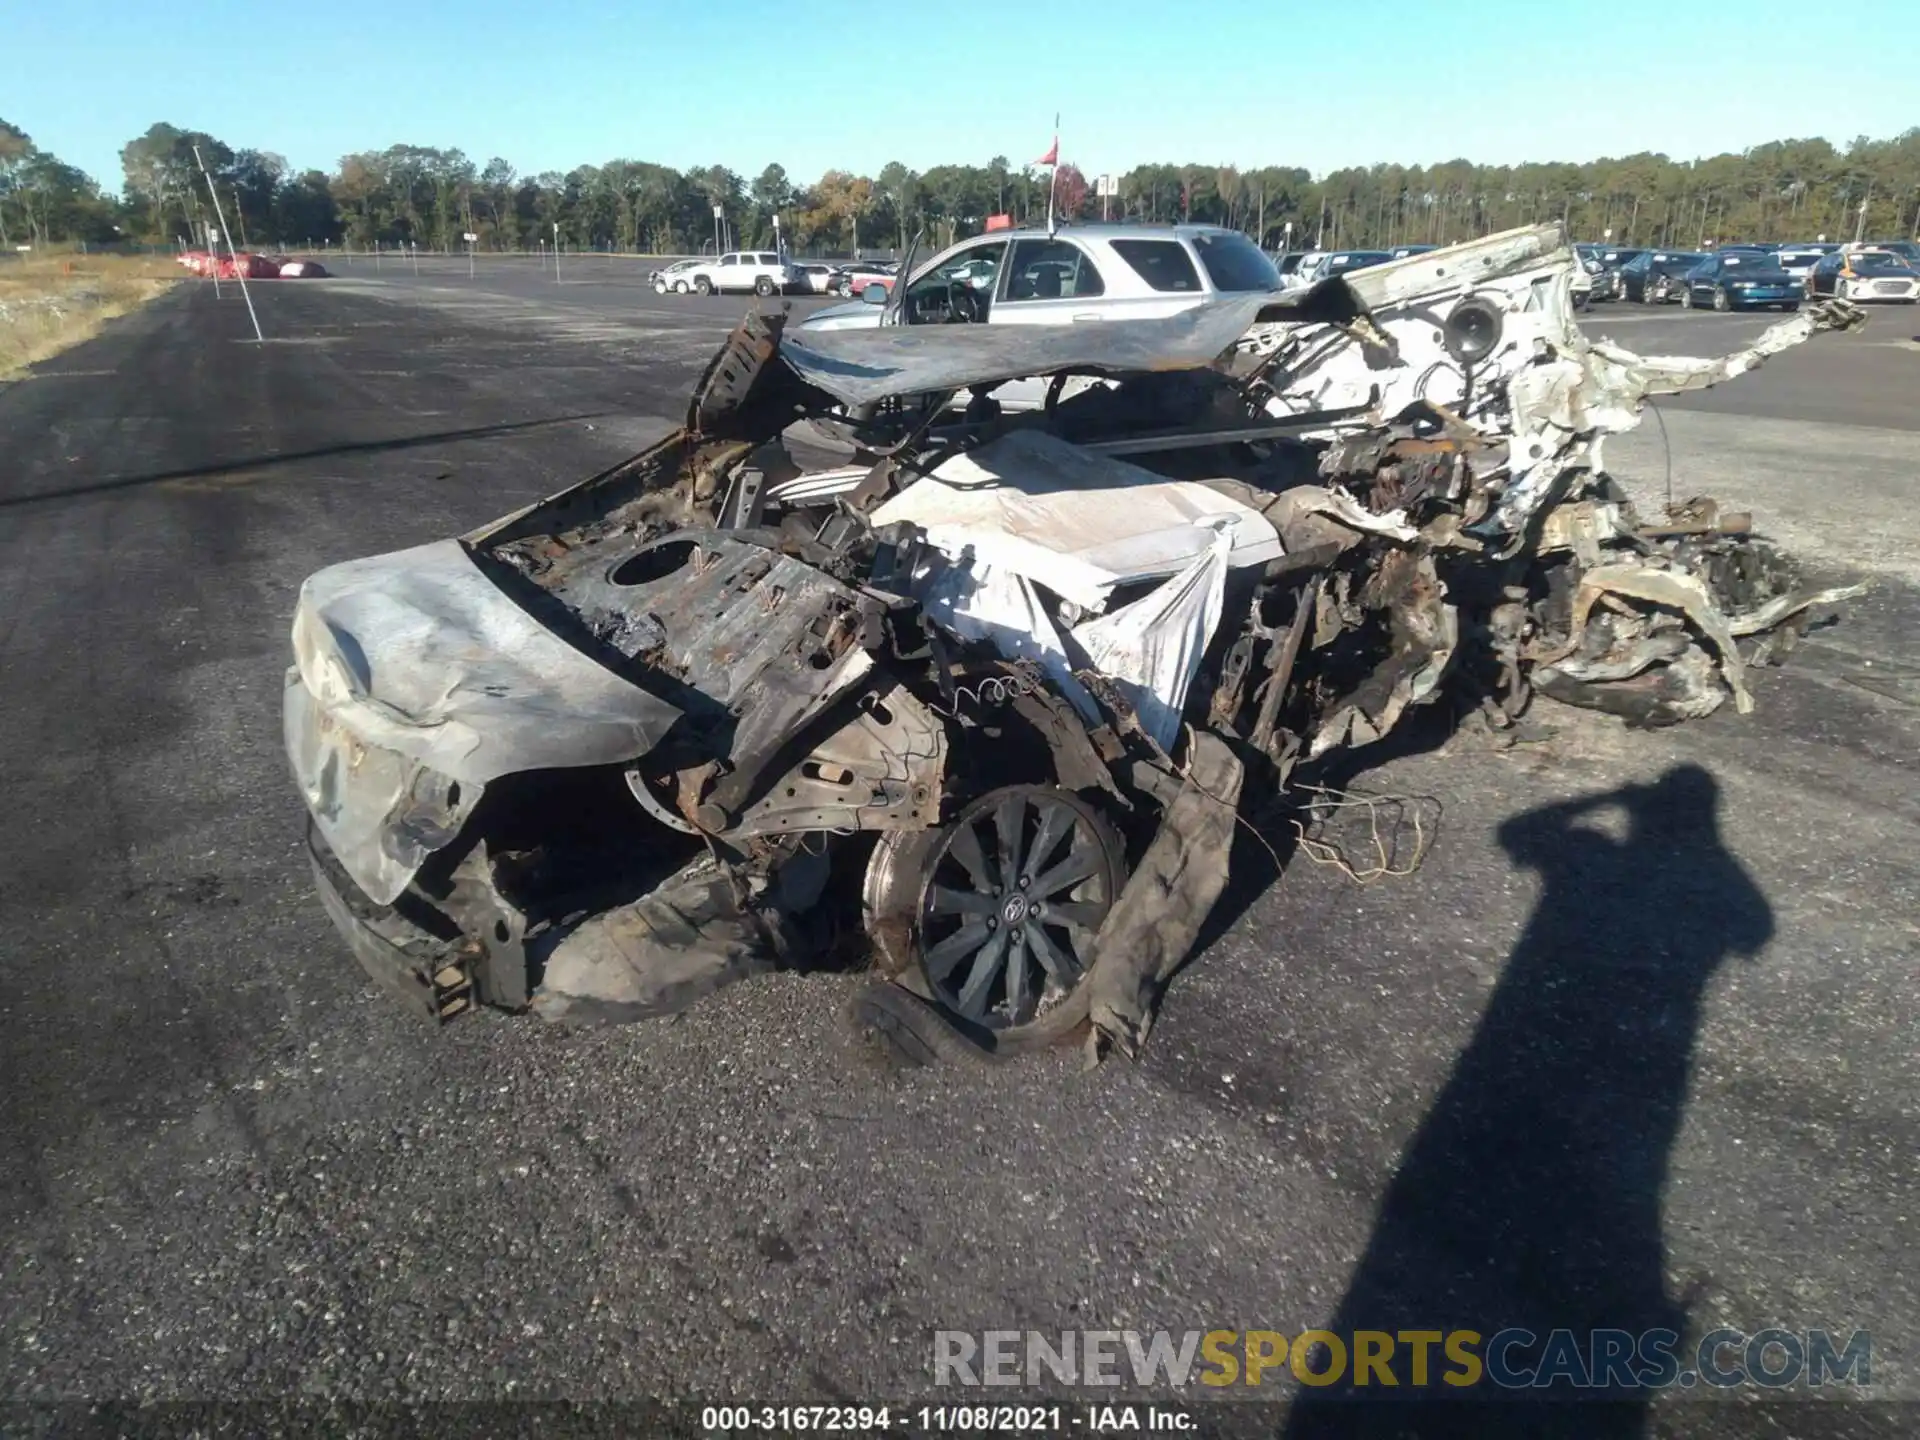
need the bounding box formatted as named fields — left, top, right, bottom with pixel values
left=194, top=144, right=262, bottom=342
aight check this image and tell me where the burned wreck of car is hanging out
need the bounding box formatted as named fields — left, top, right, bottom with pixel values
left=285, top=223, right=1865, bottom=1062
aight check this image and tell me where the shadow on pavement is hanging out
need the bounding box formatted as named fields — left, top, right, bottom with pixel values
left=1282, top=762, right=1771, bottom=1439
left=0, top=411, right=612, bottom=512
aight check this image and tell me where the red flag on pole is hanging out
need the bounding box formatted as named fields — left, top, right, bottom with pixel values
left=1034, top=137, right=1058, bottom=167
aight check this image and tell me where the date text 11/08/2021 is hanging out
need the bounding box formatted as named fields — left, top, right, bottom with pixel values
left=701, top=1405, right=1193, bottom=1432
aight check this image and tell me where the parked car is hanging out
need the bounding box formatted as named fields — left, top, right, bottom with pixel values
left=790, top=262, right=845, bottom=295
left=1618, top=250, right=1709, bottom=303
left=1275, top=251, right=1321, bottom=289
left=651, top=258, right=701, bottom=294
left=1773, top=245, right=1838, bottom=286
left=1576, top=251, right=1622, bottom=302
left=681, top=251, right=798, bottom=297
left=1294, top=250, right=1392, bottom=285
left=835, top=260, right=898, bottom=298
left=800, top=224, right=1283, bottom=413
left=1585, top=246, right=1647, bottom=272
left=1859, top=239, right=1920, bottom=267
left=1681, top=252, right=1802, bottom=311
left=1806, top=249, right=1920, bottom=304
left=802, top=224, right=1280, bottom=335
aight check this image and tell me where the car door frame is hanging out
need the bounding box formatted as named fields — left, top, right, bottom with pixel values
left=899, top=236, right=1012, bottom=325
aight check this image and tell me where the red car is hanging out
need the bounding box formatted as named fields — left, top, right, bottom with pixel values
left=835, top=261, right=898, bottom=299
left=222, top=252, right=283, bottom=279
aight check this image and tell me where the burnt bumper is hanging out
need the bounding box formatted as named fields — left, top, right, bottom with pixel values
left=306, top=822, right=474, bottom=1024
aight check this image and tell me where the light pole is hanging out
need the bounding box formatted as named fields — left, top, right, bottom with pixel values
left=193, top=144, right=262, bottom=341
left=553, top=222, right=562, bottom=282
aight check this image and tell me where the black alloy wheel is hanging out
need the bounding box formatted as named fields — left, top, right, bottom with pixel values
left=867, top=785, right=1125, bottom=1033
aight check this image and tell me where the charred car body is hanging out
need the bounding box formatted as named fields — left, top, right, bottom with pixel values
left=286, top=224, right=1864, bottom=1061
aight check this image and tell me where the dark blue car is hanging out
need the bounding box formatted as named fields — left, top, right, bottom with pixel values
left=1682, top=252, right=1802, bottom=312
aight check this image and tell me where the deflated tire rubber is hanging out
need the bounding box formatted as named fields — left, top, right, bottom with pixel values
left=844, top=981, right=1011, bottom=1068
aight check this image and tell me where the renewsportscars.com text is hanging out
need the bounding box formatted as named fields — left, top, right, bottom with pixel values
left=934, top=1327, right=1872, bottom=1391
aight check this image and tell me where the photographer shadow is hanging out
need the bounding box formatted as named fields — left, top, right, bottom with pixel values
left=1283, top=762, right=1772, bottom=1439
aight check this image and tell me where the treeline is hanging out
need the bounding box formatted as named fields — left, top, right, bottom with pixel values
left=6, top=118, right=1920, bottom=256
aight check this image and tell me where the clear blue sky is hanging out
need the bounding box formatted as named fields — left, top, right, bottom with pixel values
left=4, top=0, right=1912, bottom=192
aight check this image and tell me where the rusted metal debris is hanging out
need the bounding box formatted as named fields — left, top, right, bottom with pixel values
left=285, top=224, right=1867, bottom=1063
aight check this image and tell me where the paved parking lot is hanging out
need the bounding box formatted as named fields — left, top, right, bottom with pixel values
left=1, top=271, right=1915, bottom=1435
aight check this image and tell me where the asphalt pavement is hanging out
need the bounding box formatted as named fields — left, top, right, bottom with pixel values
left=1, top=274, right=1916, bottom=1437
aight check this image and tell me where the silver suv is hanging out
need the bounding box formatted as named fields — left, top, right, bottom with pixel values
left=799, top=223, right=1281, bottom=334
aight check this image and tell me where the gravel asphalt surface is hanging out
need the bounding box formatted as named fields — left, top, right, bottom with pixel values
left=1, top=262, right=1916, bottom=1437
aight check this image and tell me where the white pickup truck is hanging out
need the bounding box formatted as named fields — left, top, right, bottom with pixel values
left=681, top=251, right=797, bottom=297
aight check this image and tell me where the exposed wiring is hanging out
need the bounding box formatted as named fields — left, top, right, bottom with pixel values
left=1289, top=783, right=1442, bottom=885
left=1650, top=398, right=1674, bottom=512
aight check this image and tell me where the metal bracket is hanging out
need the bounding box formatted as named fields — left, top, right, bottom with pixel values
left=445, top=842, right=532, bottom=1010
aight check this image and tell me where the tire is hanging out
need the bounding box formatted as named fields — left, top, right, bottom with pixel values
left=695, top=276, right=712, bottom=296
left=754, top=276, right=776, bottom=297
left=1784, top=302, right=1800, bottom=312
left=1712, top=287, right=1732, bottom=312
left=862, top=784, right=1127, bottom=1049
left=673, top=280, right=689, bottom=294
left=1680, top=286, right=1693, bottom=309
